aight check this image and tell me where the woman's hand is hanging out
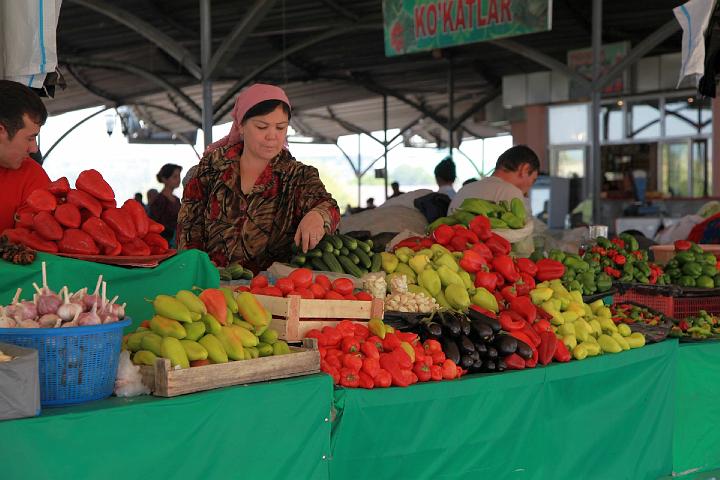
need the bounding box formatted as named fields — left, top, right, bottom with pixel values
left=294, top=210, right=325, bottom=253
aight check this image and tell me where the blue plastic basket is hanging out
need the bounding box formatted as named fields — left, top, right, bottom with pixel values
left=0, top=319, right=131, bottom=407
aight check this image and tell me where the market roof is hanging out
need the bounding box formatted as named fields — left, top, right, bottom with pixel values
left=48, top=0, right=685, bottom=146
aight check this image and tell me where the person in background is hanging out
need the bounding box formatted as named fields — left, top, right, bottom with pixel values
left=146, top=188, right=159, bottom=214
left=389, top=181, right=404, bottom=198
left=134, top=192, right=145, bottom=209
left=366, top=198, right=376, bottom=209
left=449, top=145, right=540, bottom=213
left=177, top=83, right=339, bottom=271
left=434, top=157, right=457, bottom=199
left=149, top=164, right=182, bottom=248
left=0, top=80, right=50, bottom=233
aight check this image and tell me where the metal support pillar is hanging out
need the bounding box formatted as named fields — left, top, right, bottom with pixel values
left=383, top=94, right=388, bottom=200
left=448, top=57, right=455, bottom=158
left=357, top=134, right=362, bottom=207
left=590, top=0, right=602, bottom=224
left=200, top=0, right=213, bottom=148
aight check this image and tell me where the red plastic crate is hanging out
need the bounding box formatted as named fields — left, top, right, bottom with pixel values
left=613, top=290, right=720, bottom=319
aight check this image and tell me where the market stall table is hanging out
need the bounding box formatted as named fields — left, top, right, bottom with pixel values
left=0, top=250, right=219, bottom=331
left=330, top=341, right=676, bottom=480
left=0, top=374, right=333, bottom=480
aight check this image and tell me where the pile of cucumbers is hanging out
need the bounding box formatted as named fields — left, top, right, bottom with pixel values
left=218, top=261, right=254, bottom=281
left=290, top=233, right=381, bottom=277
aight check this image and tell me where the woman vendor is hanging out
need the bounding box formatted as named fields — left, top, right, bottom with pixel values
left=177, top=84, right=340, bottom=272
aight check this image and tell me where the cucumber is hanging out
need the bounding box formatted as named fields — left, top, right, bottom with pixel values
left=333, top=248, right=341, bottom=256
left=340, top=247, right=350, bottom=256
left=366, top=239, right=374, bottom=250
left=306, top=248, right=323, bottom=258
left=241, top=269, right=254, bottom=280
left=310, top=257, right=330, bottom=271
left=339, top=255, right=363, bottom=277
left=328, top=235, right=343, bottom=250
left=339, top=234, right=358, bottom=251
left=322, top=251, right=344, bottom=274
left=318, top=239, right=334, bottom=253
left=356, top=239, right=371, bottom=253
left=349, top=253, right=360, bottom=265
left=370, top=253, right=381, bottom=272
left=355, top=249, right=372, bottom=269
left=291, top=255, right=306, bottom=266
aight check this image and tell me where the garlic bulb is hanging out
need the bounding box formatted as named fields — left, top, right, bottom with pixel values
left=57, top=288, right=83, bottom=322
left=384, top=291, right=439, bottom=313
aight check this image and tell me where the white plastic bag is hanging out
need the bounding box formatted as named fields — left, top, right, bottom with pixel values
left=114, top=351, right=151, bottom=398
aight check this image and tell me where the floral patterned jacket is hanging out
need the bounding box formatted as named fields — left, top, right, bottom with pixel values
left=177, top=143, right=340, bottom=271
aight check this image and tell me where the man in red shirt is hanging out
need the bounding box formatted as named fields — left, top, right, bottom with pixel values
left=0, top=80, right=50, bottom=233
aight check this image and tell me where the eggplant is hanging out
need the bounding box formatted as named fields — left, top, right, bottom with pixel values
left=496, top=358, right=507, bottom=372
left=486, top=346, right=498, bottom=360
left=460, top=354, right=475, bottom=369
left=474, top=342, right=488, bottom=357
left=494, top=334, right=518, bottom=356
left=485, top=360, right=497, bottom=372
left=442, top=338, right=461, bottom=364
left=470, top=319, right=493, bottom=341
left=515, top=339, right=533, bottom=360
left=471, top=359, right=483, bottom=371
left=470, top=350, right=480, bottom=362
left=439, top=312, right=462, bottom=337
left=460, top=318, right=472, bottom=336
left=468, top=309, right=501, bottom=333
left=459, top=335, right=475, bottom=354
left=424, top=322, right=443, bottom=338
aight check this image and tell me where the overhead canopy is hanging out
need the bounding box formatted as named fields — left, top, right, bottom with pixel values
left=46, top=0, right=684, bottom=145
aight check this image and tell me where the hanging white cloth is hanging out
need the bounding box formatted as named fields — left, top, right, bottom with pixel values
left=674, top=0, right=717, bottom=88
left=0, top=0, right=63, bottom=88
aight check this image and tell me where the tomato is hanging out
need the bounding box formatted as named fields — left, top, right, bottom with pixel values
left=250, top=275, right=269, bottom=289
left=315, top=274, right=332, bottom=291
left=288, top=268, right=313, bottom=289
left=332, top=278, right=354, bottom=296
left=309, top=283, right=326, bottom=299
left=262, top=286, right=283, bottom=297
left=343, top=294, right=357, bottom=301
left=355, top=291, right=373, bottom=301
left=275, top=278, right=294, bottom=295
left=294, top=288, right=315, bottom=299
left=325, top=291, right=345, bottom=300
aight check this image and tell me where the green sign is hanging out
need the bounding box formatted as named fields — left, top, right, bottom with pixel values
left=383, top=0, right=552, bottom=57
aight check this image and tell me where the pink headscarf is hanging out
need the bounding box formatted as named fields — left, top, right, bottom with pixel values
left=204, top=83, right=291, bottom=155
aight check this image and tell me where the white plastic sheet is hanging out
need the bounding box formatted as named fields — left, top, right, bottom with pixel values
left=674, top=0, right=716, bottom=88
left=1, top=0, right=62, bottom=88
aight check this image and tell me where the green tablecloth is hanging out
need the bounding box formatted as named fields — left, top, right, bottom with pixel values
left=674, top=341, right=720, bottom=477
left=0, top=250, right=219, bottom=331
left=0, top=374, right=333, bottom=480
left=330, top=341, right=677, bottom=480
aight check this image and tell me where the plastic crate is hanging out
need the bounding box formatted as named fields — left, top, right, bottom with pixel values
left=614, top=290, right=720, bottom=318
left=613, top=291, right=674, bottom=317
left=0, top=319, right=130, bottom=407
left=650, top=244, right=720, bottom=265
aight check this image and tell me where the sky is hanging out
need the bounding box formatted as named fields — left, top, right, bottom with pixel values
left=38, top=106, right=513, bottom=208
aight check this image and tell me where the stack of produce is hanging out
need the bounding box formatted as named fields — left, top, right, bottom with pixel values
left=0, top=234, right=36, bottom=265
left=0, top=262, right=125, bottom=328
left=610, top=303, right=665, bottom=326
left=243, top=268, right=373, bottom=301
left=124, top=288, right=290, bottom=368
left=670, top=310, right=720, bottom=339
left=532, top=280, right=646, bottom=360
left=305, top=317, right=464, bottom=388
left=288, top=233, right=380, bottom=277
left=218, top=261, right=254, bottom=281
left=4, top=169, right=170, bottom=256
left=664, top=241, right=720, bottom=288
left=428, top=198, right=527, bottom=231
left=580, top=235, right=666, bottom=285
left=378, top=273, right=439, bottom=313
left=531, top=249, right=613, bottom=297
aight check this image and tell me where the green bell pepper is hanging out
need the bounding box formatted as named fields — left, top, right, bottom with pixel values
left=549, top=249, right=566, bottom=262
left=703, top=252, right=718, bottom=265
left=596, top=273, right=612, bottom=292
left=596, top=237, right=612, bottom=249
left=679, top=276, right=697, bottom=287
left=682, top=262, right=703, bottom=278
left=690, top=243, right=704, bottom=255
left=696, top=275, right=715, bottom=289
left=501, top=212, right=524, bottom=229
left=703, top=265, right=718, bottom=277
left=676, top=252, right=696, bottom=264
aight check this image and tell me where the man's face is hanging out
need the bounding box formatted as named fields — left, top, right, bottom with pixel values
left=0, top=114, right=41, bottom=169
left=517, top=163, right=539, bottom=195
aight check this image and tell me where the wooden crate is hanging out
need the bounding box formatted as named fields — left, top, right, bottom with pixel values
left=255, top=294, right=384, bottom=342
left=139, top=339, right=319, bottom=397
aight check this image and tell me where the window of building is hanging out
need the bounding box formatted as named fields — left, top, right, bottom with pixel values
left=549, top=104, right=588, bottom=144
left=600, top=103, right=623, bottom=141
left=628, top=99, right=661, bottom=139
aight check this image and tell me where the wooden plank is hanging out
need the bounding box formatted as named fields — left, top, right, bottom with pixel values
left=254, top=295, right=291, bottom=317
left=297, top=298, right=372, bottom=318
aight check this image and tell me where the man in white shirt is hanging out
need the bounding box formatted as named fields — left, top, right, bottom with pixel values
left=449, top=145, right=540, bottom=214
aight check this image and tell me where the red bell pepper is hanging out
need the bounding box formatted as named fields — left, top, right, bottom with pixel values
left=429, top=364, right=443, bottom=381
left=121, top=238, right=151, bottom=256
left=471, top=241, right=493, bottom=261
left=441, top=359, right=458, bottom=379
left=199, top=288, right=228, bottom=325
left=413, top=362, right=432, bottom=382
left=76, top=169, right=115, bottom=202
left=122, top=199, right=149, bottom=238
left=499, top=310, right=526, bottom=331
left=14, top=211, right=34, bottom=229
left=362, top=357, right=380, bottom=378
left=423, top=339, right=442, bottom=354
left=538, top=330, right=557, bottom=365
left=611, top=238, right=625, bottom=249
left=58, top=229, right=99, bottom=255
left=469, top=215, right=492, bottom=240
left=33, top=211, right=63, bottom=240
left=533, top=318, right=553, bottom=333
left=381, top=332, right=402, bottom=352
left=374, top=369, right=392, bottom=387
left=143, top=232, right=169, bottom=251
left=67, top=189, right=102, bottom=217
left=342, top=353, right=363, bottom=372
left=486, top=233, right=511, bottom=255
left=674, top=240, right=692, bottom=252
left=504, top=353, right=526, bottom=370
left=525, top=346, right=538, bottom=368
left=147, top=218, right=165, bottom=234
left=432, top=224, right=454, bottom=245
left=101, top=208, right=137, bottom=243
left=54, top=203, right=81, bottom=228
left=104, top=242, right=122, bottom=256
left=509, top=295, right=537, bottom=324
left=81, top=217, right=119, bottom=250
left=340, top=368, right=360, bottom=388
left=469, top=304, right=497, bottom=319
left=358, top=371, right=375, bottom=389
left=353, top=323, right=370, bottom=340
left=341, top=336, right=361, bottom=354
left=500, top=285, right=518, bottom=303
left=493, top=255, right=520, bottom=282
left=47, top=177, right=70, bottom=196
left=459, top=250, right=486, bottom=273
left=614, top=255, right=626, bottom=266
left=25, top=189, right=57, bottom=212
left=449, top=235, right=468, bottom=252
left=335, top=320, right=356, bottom=338
left=515, top=258, right=538, bottom=276
left=553, top=338, right=571, bottom=362
left=535, top=258, right=565, bottom=281
left=474, top=270, right=498, bottom=291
